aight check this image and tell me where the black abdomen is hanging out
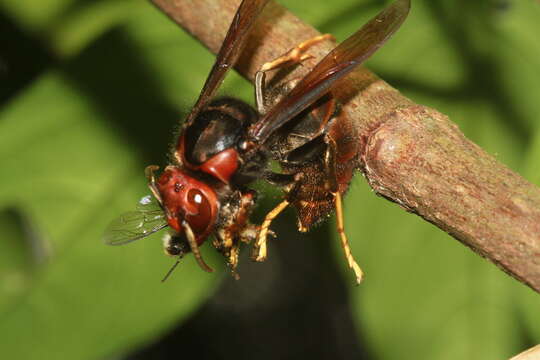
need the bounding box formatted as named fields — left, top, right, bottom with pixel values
left=184, top=97, right=258, bottom=165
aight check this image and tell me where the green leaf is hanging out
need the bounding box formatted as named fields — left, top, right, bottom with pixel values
left=1, top=0, right=539, bottom=359
left=343, top=180, right=526, bottom=360
left=0, top=68, right=216, bottom=360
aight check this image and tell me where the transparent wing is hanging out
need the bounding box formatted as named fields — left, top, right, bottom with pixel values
left=104, top=195, right=168, bottom=246
left=248, top=0, right=411, bottom=143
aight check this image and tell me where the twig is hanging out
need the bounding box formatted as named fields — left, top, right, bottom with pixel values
left=149, top=0, right=540, bottom=293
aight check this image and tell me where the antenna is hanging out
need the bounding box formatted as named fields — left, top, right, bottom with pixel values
left=182, top=220, right=214, bottom=273
left=161, top=257, right=181, bottom=282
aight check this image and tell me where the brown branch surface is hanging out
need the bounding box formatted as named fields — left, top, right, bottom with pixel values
left=150, top=0, right=540, bottom=292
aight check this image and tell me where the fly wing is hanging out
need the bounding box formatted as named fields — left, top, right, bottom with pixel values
left=184, top=0, right=270, bottom=127
left=248, top=0, right=410, bottom=143
left=104, top=195, right=168, bottom=246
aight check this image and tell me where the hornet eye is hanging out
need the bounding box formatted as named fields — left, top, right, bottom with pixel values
left=185, top=189, right=212, bottom=235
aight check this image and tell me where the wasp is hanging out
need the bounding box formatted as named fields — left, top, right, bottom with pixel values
left=104, top=0, right=410, bottom=283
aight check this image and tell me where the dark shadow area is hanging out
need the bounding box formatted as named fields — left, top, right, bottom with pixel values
left=0, top=207, right=46, bottom=266
left=0, top=12, right=55, bottom=105
left=127, top=211, right=368, bottom=360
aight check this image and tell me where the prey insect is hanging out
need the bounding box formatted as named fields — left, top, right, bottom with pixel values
left=104, top=0, right=410, bottom=283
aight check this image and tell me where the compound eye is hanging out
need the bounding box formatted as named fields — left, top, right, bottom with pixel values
left=185, top=189, right=213, bottom=234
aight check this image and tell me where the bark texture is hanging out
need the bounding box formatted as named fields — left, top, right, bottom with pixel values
left=150, top=0, right=540, bottom=292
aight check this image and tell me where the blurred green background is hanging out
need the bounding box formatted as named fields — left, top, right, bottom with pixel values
left=1, top=0, right=539, bottom=359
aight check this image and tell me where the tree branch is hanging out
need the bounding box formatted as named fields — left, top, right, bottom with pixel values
left=150, top=0, right=540, bottom=293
